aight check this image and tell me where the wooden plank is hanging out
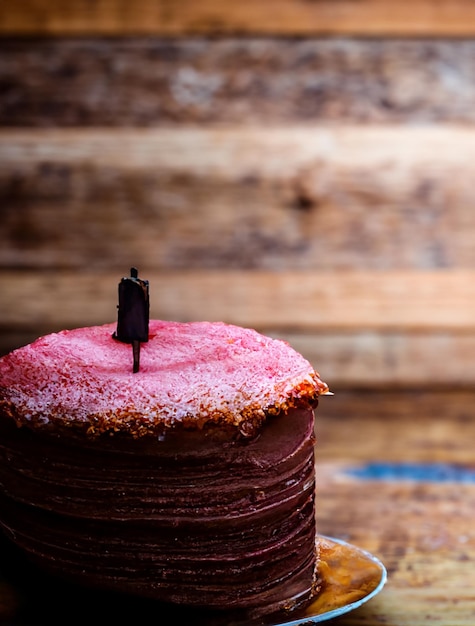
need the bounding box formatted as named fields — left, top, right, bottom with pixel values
left=2, top=270, right=475, bottom=333
left=315, top=390, right=475, bottom=623
left=316, top=389, right=475, bottom=463
left=2, top=0, right=475, bottom=36
left=4, top=124, right=475, bottom=176
left=2, top=125, right=475, bottom=271
left=315, top=389, right=475, bottom=624
left=316, top=474, right=475, bottom=624
left=2, top=38, right=475, bottom=127
left=282, top=331, right=475, bottom=389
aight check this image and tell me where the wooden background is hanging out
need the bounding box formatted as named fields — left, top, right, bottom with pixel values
left=2, top=0, right=475, bottom=390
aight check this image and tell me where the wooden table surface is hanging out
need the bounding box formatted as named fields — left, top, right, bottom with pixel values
left=315, top=389, right=475, bottom=626
left=1, top=388, right=474, bottom=625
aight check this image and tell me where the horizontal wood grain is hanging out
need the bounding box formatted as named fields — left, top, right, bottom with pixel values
left=317, top=389, right=475, bottom=464
left=4, top=124, right=475, bottom=179
left=3, top=269, right=475, bottom=332
left=316, top=389, right=475, bottom=624
left=2, top=126, right=474, bottom=386
left=317, top=473, right=475, bottom=625
left=2, top=125, right=475, bottom=271
left=283, top=331, right=475, bottom=389
left=2, top=0, right=475, bottom=36
left=2, top=38, right=475, bottom=126
left=11, top=124, right=474, bottom=172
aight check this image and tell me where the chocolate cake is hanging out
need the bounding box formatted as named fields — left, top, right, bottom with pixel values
left=0, top=320, right=330, bottom=620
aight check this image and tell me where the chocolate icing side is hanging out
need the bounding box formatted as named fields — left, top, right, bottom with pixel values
left=0, top=407, right=319, bottom=618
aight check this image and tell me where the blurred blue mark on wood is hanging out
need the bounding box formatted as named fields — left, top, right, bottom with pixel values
left=346, top=462, right=475, bottom=483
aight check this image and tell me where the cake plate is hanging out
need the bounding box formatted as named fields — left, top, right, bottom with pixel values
left=270, top=534, right=387, bottom=625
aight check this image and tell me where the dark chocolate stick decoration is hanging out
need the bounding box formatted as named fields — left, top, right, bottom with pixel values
left=113, top=267, right=149, bottom=373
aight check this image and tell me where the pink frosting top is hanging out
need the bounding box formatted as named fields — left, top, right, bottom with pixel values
left=0, top=320, right=329, bottom=433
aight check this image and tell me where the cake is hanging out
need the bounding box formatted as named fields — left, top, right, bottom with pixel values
left=0, top=320, right=330, bottom=620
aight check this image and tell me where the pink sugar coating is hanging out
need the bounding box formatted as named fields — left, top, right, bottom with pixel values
left=0, top=320, right=328, bottom=426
